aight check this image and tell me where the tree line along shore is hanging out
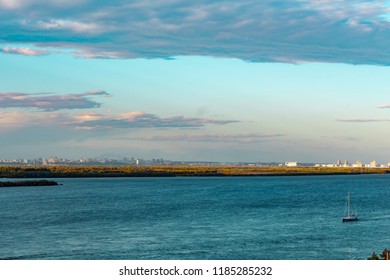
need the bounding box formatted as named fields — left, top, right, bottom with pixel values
left=0, top=165, right=389, bottom=178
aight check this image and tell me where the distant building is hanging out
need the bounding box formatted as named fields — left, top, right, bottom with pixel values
left=343, top=160, right=349, bottom=167
left=352, top=161, right=363, bottom=168
left=369, top=160, right=377, bottom=168
left=48, top=157, right=58, bottom=164
left=285, top=161, right=298, bottom=167
left=336, top=160, right=341, bottom=167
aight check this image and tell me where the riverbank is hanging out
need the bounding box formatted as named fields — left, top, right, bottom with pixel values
left=0, top=165, right=389, bottom=178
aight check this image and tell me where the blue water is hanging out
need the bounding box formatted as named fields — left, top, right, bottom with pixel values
left=1, top=175, right=390, bottom=260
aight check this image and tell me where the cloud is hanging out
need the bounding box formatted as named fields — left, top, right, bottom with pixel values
left=36, top=19, right=103, bottom=34
left=377, top=103, right=390, bottom=109
left=0, top=90, right=109, bottom=111
left=322, top=135, right=359, bottom=141
left=0, top=0, right=26, bottom=9
left=127, top=132, right=283, bottom=143
left=1, top=1, right=390, bottom=64
left=334, top=136, right=359, bottom=141
left=0, top=0, right=87, bottom=9
left=0, top=109, right=239, bottom=133
left=72, top=112, right=239, bottom=129
left=0, top=111, right=68, bottom=128
left=0, top=47, right=49, bottom=56
left=336, top=118, right=390, bottom=123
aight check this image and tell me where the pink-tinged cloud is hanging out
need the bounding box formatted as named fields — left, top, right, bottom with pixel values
left=377, top=103, right=390, bottom=109
left=72, top=112, right=239, bottom=129
left=0, top=110, right=239, bottom=131
left=0, top=111, right=67, bottom=128
left=0, top=47, right=50, bottom=56
left=0, top=0, right=25, bottom=9
left=0, top=0, right=87, bottom=9
left=0, top=90, right=109, bottom=111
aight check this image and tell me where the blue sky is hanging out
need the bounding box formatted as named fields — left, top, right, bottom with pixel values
left=1, top=0, right=390, bottom=163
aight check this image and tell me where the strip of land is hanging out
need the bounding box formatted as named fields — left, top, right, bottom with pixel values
left=0, top=165, right=389, bottom=178
left=0, top=180, right=59, bottom=187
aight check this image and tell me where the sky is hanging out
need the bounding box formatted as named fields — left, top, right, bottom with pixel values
left=1, top=0, right=390, bottom=163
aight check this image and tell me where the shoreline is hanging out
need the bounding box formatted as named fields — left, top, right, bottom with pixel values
left=0, top=165, right=389, bottom=178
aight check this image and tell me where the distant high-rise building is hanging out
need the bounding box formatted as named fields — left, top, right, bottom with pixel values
left=343, top=160, right=349, bottom=167
left=369, top=160, right=377, bottom=168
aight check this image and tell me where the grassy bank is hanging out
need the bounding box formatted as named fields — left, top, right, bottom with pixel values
left=0, top=165, right=389, bottom=178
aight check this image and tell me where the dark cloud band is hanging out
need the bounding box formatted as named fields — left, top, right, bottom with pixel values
left=1, top=1, right=390, bottom=64
left=0, top=90, right=109, bottom=111
left=74, top=112, right=239, bottom=129
left=127, top=133, right=284, bottom=143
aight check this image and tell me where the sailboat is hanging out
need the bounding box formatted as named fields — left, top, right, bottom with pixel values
left=342, top=191, right=358, bottom=222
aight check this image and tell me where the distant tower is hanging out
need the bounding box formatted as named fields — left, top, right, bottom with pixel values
left=343, top=160, right=349, bottom=167
left=337, top=160, right=341, bottom=166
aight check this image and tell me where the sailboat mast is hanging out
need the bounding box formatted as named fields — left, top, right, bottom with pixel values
left=342, top=191, right=357, bottom=222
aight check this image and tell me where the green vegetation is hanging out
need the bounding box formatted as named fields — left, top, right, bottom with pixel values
left=0, top=165, right=389, bottom=178
left=367, top=249, right=389, bottom=260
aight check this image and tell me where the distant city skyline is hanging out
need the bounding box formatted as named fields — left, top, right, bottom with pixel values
left=2, top=155, right=390, bottom=169
left=2, top=1, right=390, bottom=162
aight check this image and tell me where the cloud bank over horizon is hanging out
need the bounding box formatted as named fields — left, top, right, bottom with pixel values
left=1, top=0, right=390, bottom=64
left=127, top=132, right=284, bottom=143
left=0, top=90, right=110, bottom=111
